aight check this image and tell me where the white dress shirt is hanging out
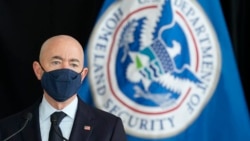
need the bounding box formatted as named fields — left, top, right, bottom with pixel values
left=39, top=96, right=78, bottom=141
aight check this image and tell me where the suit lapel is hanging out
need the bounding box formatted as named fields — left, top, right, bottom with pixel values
left=69, top=99, right=95, bottom=141
left=21, top=102, right=42, bottom=141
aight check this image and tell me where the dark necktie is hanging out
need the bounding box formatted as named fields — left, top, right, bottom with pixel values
left=49, top=111, right=67, bottom=141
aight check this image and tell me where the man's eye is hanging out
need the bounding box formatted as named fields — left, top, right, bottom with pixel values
left=71, top=64, right=79, bottom=68
left=52, top=61, right=61, bottom=65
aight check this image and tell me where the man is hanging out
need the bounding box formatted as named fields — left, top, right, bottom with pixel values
left=0, top=35, right=127, bottom=141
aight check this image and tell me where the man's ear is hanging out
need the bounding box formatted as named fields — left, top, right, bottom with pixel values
left=81, top=68, right=88, bottom=81
left=33, top=61, right=43, bottom=80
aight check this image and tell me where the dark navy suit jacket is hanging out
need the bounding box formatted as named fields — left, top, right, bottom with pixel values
left=0, top=96, right=127, bottom=141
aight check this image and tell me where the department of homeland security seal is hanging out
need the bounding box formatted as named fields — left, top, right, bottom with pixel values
left=88, top=0, right=221, bottom=139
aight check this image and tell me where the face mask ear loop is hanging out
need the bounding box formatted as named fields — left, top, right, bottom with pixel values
left=38, top=62, right=47, bottom=72
left=79, top=68, right=84, bottom=74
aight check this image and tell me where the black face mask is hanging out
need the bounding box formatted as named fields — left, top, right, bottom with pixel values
left=41, top=68, right=82, bottom=102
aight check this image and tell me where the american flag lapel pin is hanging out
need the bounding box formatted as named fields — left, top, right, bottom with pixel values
left=84, top=125, right=91, bottom=131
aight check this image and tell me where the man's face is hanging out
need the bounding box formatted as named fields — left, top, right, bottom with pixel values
left=40, top=37, right=84, bottom=73
left=33, top=35, right=88, bottom=82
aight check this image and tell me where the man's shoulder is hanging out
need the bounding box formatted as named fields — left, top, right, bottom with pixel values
left=0, top=100, right=39, bottom=126
left=0, top=110, right=26, bottom=127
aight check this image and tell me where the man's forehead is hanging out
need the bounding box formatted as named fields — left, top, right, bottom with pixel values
left=39, top=35, right=84, bottom=62
left=41, top=44, right=83, bottom=58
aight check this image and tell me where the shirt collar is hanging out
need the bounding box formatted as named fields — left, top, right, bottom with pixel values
left=39, top=95, right=78, bottom=122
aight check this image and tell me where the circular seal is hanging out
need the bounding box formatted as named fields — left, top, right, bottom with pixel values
left=88, top=0, right=221, bottom=139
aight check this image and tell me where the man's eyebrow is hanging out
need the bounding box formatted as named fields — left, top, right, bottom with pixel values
left=51, top=56, right=80, bottom=63
left=51, top=56, right=63, bottom=60
left=69, top=58, right=80, bottom=63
